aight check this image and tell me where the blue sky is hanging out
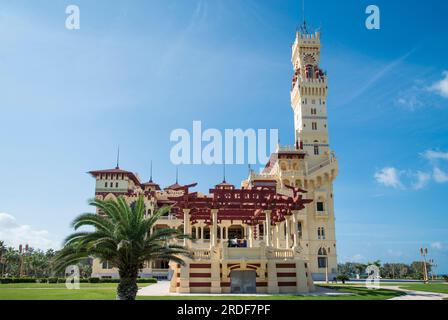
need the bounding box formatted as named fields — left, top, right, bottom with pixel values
left=0, top=0, right=447, bottom=273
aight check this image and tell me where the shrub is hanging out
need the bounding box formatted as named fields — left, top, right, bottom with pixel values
left=443, top=275, right=448, bottom=282
left=89, top=277, right=100, bottom=283
left=99, top=278, right=120, bottom=283
left=336, top=274, right=350, bottom=284
left=137, top=278, right=157, bottom=283
left=48, top=277, right=58, bottom=283
left=0, top=277, right=37, bottom=284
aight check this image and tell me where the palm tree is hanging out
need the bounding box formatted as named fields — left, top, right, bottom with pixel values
left=0, top=241, right=6, bottom=277
left=53, top=196, right=192, bottom=300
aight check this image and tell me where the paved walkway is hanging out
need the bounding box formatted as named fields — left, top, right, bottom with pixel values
left=384, top=286, right=448, bottom=300
left=137, top=281, right=352, bottom=297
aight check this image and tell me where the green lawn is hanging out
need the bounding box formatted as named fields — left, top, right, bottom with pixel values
left=397, top=283, right=448, bottom=294
left=0, top=283, right=404, bottom=300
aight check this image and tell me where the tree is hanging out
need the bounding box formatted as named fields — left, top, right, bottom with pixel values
left=0, top=241, right=6, bottom=277
left=53, top=196, right=192, bottom=300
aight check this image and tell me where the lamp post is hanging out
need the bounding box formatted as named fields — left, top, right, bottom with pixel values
left=420, top=247, right=429, bottom=284
left=428, top=259, right=437, bottom=281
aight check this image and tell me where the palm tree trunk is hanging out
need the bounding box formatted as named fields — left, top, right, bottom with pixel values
left=117, top=267, right=139, bottom=300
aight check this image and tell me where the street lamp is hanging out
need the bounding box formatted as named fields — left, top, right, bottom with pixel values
left=420, top=247, right=429, bottom=284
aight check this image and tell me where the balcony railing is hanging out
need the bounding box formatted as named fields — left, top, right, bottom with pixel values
left=193, top=249, right=211, bottom=260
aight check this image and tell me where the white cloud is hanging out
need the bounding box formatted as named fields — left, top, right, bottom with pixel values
left=422, top=150, right=448, bottom=161
left=429, top=71, right=448, bottom=98
left=374, top=167, right=403, bottom=189
left=412, top=171, right=431, bottom=190
left=431, top=242, right=443, bottom=250
left=0, top=213, right=59, bottom=250
left=433, top=167, right=448, bottom=183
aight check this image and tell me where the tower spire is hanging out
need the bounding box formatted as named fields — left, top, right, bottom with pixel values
left=115, top=146, right=120, bottom=169
left=175, top=167, right=179, bottom=184
left=149, top=160, right=153, bottom=182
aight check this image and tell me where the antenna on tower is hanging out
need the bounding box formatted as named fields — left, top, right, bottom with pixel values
left=300, top=0, right=309, bottom=34
left=149, top=160, right=153, bottom=182
left=116, top=146, right=120, bottom=169
left=175, top=167, right=179, bottom=184
left=222, top=160, right=227, bottom=183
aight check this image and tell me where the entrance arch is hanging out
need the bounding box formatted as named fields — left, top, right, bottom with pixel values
left=230, top=270, right=256, bottom=294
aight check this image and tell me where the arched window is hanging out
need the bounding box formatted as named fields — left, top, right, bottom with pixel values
left=318, top=247, right=327, bottom=256
left=306, top=65, right=314, bottom=79
left=191, top=226, right=197, bottom=239
left=197, top=227, right=202, bottom=239
left=317, top=247, right=327, bottom=269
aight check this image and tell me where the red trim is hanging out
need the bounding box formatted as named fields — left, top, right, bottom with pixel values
left=276, top=263, right=296, bottom=268
left=277, top=273, right=296, bottom=277
left=190, top=264, right=211, bottom=268
left=256, top=282, right=268, bottom=287
left=278, top=282, right=297, bottom=287
left=189, top=273, right=211, bottom=278
left=189, top=282, right=211, bottom=287
left=220, top=282, right=231, bottom=287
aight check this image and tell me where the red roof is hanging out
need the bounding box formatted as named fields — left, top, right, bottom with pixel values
left=88, top=167, right=141, bottom=185
left=142, top=180, right=161, bottom=190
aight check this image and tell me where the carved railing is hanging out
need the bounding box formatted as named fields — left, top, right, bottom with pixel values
left=268, top=249, right=294, bottom=260
left=193, top=249, right=211, bottom=260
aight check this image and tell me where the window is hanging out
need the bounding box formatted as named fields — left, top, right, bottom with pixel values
left=318, top=257, right=327, bottom=268
left=318, top=227, right=326, bottom=240
left=314, top=144, right=319, bottom=155
left=317, top=247, right=327, bottom=268
left=115, top=182, right=118, bottom=188
left=104, top=182, right=107, bottom=188
left=317, top=202, right=325, bottom=212
left=297, top=222, right=303, bottom=239
left=312, top=122, right=317, bottom=130
left=102, top=261, right=113, bottom=269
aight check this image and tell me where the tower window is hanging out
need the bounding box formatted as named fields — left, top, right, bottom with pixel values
left=318, top=227, right=326, bottom=240
left=317, top=202, right=325, bottom=212
left=115, top=182, right=118, bottom=188
left=312, top=122, right=317, bottom=130
left=314, top=144, right=319, bottom=155
left=104, top=182, right=107, bottom=188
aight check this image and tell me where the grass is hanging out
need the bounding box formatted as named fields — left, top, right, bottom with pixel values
left=397, top=283, right=448, bottom=294
left=0, top=283, right=404, bottom=300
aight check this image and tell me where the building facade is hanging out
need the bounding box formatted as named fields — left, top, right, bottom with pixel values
left=89, top=26, right=338, bottom=293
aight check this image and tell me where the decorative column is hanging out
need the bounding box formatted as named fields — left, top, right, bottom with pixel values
left=248, top=225, right=254, bottom=248
left=274, top=224, right=280, bottom=248
left=211, top=209, right=218, bottom=248
left=264, top=210, right=272, bottom=246
left=183, top=209, right=191, bottom=248
left=285, top=217, right=290, bottom=249
left=292, top=211, right=298, bottom=248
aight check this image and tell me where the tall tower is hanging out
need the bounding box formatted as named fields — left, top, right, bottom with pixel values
left=291, top=26, right=330, bottom=165
left=243, top=21, right=339, bottom=281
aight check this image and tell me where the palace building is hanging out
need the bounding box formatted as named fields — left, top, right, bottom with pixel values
left=89, top=25, right=338, bottom=294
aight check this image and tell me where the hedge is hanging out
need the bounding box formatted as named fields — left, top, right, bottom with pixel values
left=0, top=277, right=158, bottom=284
left=0, top=277, right=37, bottom=284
